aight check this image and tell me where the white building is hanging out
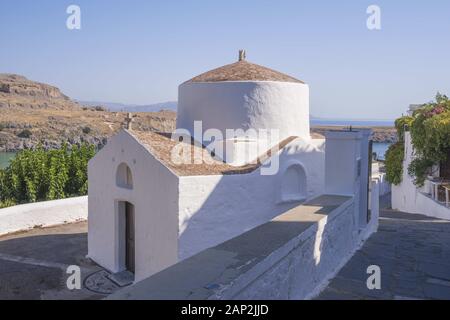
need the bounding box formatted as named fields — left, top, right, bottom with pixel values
left=88, top=52, right=373, bottom=283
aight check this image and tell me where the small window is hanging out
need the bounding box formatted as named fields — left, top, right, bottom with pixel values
left=280, top=164, right=307, bottom=202
left=116, top=163, right=133, bottom=189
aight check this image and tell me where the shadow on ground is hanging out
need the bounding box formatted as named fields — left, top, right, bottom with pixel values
left=0, top=222, right=109, bottom=300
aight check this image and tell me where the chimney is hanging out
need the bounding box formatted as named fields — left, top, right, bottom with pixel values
left=238, top=49, right=246, bottom=61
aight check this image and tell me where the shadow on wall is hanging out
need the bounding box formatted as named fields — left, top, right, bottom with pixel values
left=177, top=143, right=325, bottom=260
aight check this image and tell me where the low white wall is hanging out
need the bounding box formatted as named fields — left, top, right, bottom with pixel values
left=0, top=196, right=88, bottom=236
left=232, top=200, right=357, bottom=300
left=392, top=185, right=450, bottom=220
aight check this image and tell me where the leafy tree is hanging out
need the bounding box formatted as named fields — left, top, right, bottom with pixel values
left=386, top=93, right=450, bottom=186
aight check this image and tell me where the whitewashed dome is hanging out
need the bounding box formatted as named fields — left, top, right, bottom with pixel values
left=176, top=52, right=310, bottom=143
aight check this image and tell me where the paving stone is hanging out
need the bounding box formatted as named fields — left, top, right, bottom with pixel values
left=419, top=263, right=450, bottom=281
left=315, top=288, right=361, bottom=300
left=423, top=283, right=450, bottom=300
left=317, top=206, right=450, bottom=300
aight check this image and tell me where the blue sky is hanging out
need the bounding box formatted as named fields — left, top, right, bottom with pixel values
left=1, top=0, right=450, bottom=119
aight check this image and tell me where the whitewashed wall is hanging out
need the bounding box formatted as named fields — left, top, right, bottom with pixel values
left=177, top=81, right=310, bottom=142
left=177, top=138, right=325, bottom=260
left=88, top=131, right=179, bottom=282
left=0, top=196, right=87, bottom=237
left=107, top=194, right=379, bottom=300
left=392, top=132, right=450, bottom=220
left=232, top=201, right=357, bottom=299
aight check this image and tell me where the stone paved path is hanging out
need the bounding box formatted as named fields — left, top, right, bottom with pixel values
left=0, top=222, right=106, bottom=300
left=317, top=201, right=450, bottom=300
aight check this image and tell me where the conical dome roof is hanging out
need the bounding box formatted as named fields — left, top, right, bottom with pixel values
left=185, top=53, right=304, bottom=84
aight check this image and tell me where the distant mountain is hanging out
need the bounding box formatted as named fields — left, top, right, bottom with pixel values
left=77, top=100, right=178, bottom=112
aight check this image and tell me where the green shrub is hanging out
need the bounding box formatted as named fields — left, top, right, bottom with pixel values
left=0, top=143, right=95, bottom=208
left=385, top=142, right=405, bottom=185
left=82, top=126, right=91, bottom=134
left=17, top=129, right=32, bottom=138
left=0, top=199, right=16, bottom=209
left=386, top=93, right=450, bottom=187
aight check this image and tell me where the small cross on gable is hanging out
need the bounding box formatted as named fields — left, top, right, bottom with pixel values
left=125, top=112, right=134, bottom=130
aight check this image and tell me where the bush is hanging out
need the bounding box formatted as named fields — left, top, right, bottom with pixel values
left=386, top=93, right=450, bottom=187
left=94, top=106, right=106, bottom=112
left=408, top=93, right=450, bottom=186
left=385, top=142, right=405, bottom=185
left=0, top=199, right=16, bottom=209
left=0, top=143, right=95, bottom=208
left=82, top=126, right=91, bottom=134
left=17, top=129, right=32, bottom=139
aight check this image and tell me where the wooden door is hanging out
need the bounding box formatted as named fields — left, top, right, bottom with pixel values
left=125, top=202, right=135, bottom=273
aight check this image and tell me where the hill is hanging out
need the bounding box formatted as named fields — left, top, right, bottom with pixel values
left=77, top=100, right=178, bottom=112
left=0, top=74, right=176, bottom=152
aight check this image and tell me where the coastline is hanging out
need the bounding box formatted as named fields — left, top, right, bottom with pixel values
left=311, top=125, right=397, bottom=143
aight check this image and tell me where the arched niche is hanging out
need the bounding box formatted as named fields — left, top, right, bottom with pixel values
left=280, top=163, right=307, bottom=203
left=116, top=163, right=133, bottom=189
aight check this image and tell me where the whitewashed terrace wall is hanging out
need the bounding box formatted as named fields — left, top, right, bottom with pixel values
left=233, top=198, right=376, bottom=300
left=0, top=196, right=87, bottom=237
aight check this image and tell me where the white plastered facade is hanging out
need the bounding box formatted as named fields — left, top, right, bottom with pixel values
left=88, top=131, right=326, bottom=282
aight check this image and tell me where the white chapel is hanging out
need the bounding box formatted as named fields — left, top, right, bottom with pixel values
left=87, top=51, right=372, bottom=283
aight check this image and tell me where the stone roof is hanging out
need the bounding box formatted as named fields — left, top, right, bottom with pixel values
left=128, top=130, right=299, bottom=176
left=185, top=60, right=304, bottom=84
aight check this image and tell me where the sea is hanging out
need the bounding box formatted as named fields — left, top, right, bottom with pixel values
left=311, top=118, right=394, bottom=160
left=0, top=119, right=394, bottom=168
left=0, top=152, right=16, bottom=169
left=311, top=119, right=394, bottom=127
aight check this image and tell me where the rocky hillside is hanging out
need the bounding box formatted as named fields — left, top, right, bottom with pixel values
left=0, top=74, right=176, bottom=152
